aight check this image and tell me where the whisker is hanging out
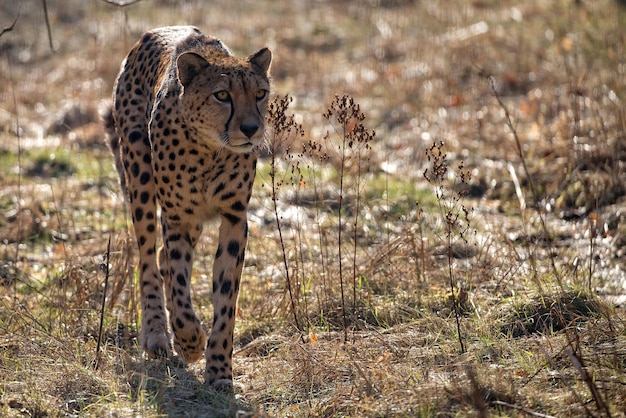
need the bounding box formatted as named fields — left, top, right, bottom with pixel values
left=216, top=132, right=229, bottom=157
left=258, top=130, right=271, bottom=155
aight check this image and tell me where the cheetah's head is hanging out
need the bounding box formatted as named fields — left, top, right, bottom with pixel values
left=176, top=48, right=272, bottom=153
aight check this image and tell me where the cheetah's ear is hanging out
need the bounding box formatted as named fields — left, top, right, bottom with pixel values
left=177, top=52, right=209, bottom=88
left=248, top=48, right=271, bottom=75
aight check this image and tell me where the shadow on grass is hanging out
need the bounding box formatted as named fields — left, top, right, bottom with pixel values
left=500, top=290, right=608, bottom=338
left=125, top=355, right=259, bottom=417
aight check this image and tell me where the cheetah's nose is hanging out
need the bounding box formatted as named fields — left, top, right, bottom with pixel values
left=240, top=124, right=259, bottom=139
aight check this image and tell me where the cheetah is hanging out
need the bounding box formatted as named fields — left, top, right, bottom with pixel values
left=104, top=26, right=271, bottom=387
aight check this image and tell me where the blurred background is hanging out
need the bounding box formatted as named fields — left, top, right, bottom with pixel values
left=1, top=1, right=625, bottom=416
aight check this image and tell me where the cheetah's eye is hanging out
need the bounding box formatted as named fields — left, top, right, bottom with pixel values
left=214, top=91, right=231, bottom=103
left=255, top=89, right=268, bottom=101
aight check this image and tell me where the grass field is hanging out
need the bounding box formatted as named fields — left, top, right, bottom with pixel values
left=1, top=0, right=626, bottom=416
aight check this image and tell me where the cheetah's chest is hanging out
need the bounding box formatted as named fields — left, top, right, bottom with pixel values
left=152, top=133, right=256, bottom=223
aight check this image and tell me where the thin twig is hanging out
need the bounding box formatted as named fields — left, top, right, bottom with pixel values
left=95, top=236, right=112, bottom=370
left=448, top=221, right=465, bottom=353
left=507, top=162, right=526, bottom=210
left=352, top=360, right=376, bottom=396
left=587, top=214, right=596, bottom=294
left=267, top=95, right=304, bottom=340
left=488, top=75, right=563, bottom=289
left=337, top=120, right=348, bottom=342
left=41, top=0, right=54, bottom=52
left=566, top=347, right=611, bottom=417
left=0, top=9, right=19, bottom=37
left=6, top=42, right=21, bottom=297
left=345, top=345, right=376, bottom=396
left=491, top=401, right=556, bottom=418
left=272, top=174, right=302, bottom=336
left=465, top=365, right=487, bottom=418
left=540, top=345, right=593, bottom=417
left=100, top=0, right=142, bottom=6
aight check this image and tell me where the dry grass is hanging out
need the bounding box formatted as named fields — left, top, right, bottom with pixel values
left=1, top=0, right=626, bottom=416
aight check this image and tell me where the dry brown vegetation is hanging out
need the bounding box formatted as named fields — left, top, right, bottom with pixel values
left=1, top=0, right=626, bottom=416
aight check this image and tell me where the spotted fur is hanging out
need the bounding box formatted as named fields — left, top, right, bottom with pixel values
left=104, top=26, right=271, bottom=387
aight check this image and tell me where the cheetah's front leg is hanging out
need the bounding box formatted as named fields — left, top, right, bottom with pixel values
left=204, top=215, right=248, bottom=387
left=161, top=220, right=208, bottom=363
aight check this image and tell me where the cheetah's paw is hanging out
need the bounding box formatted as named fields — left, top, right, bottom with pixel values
left=143, top=331, right=172, bottom=359
left=173, top=328, right=207, bottom=363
